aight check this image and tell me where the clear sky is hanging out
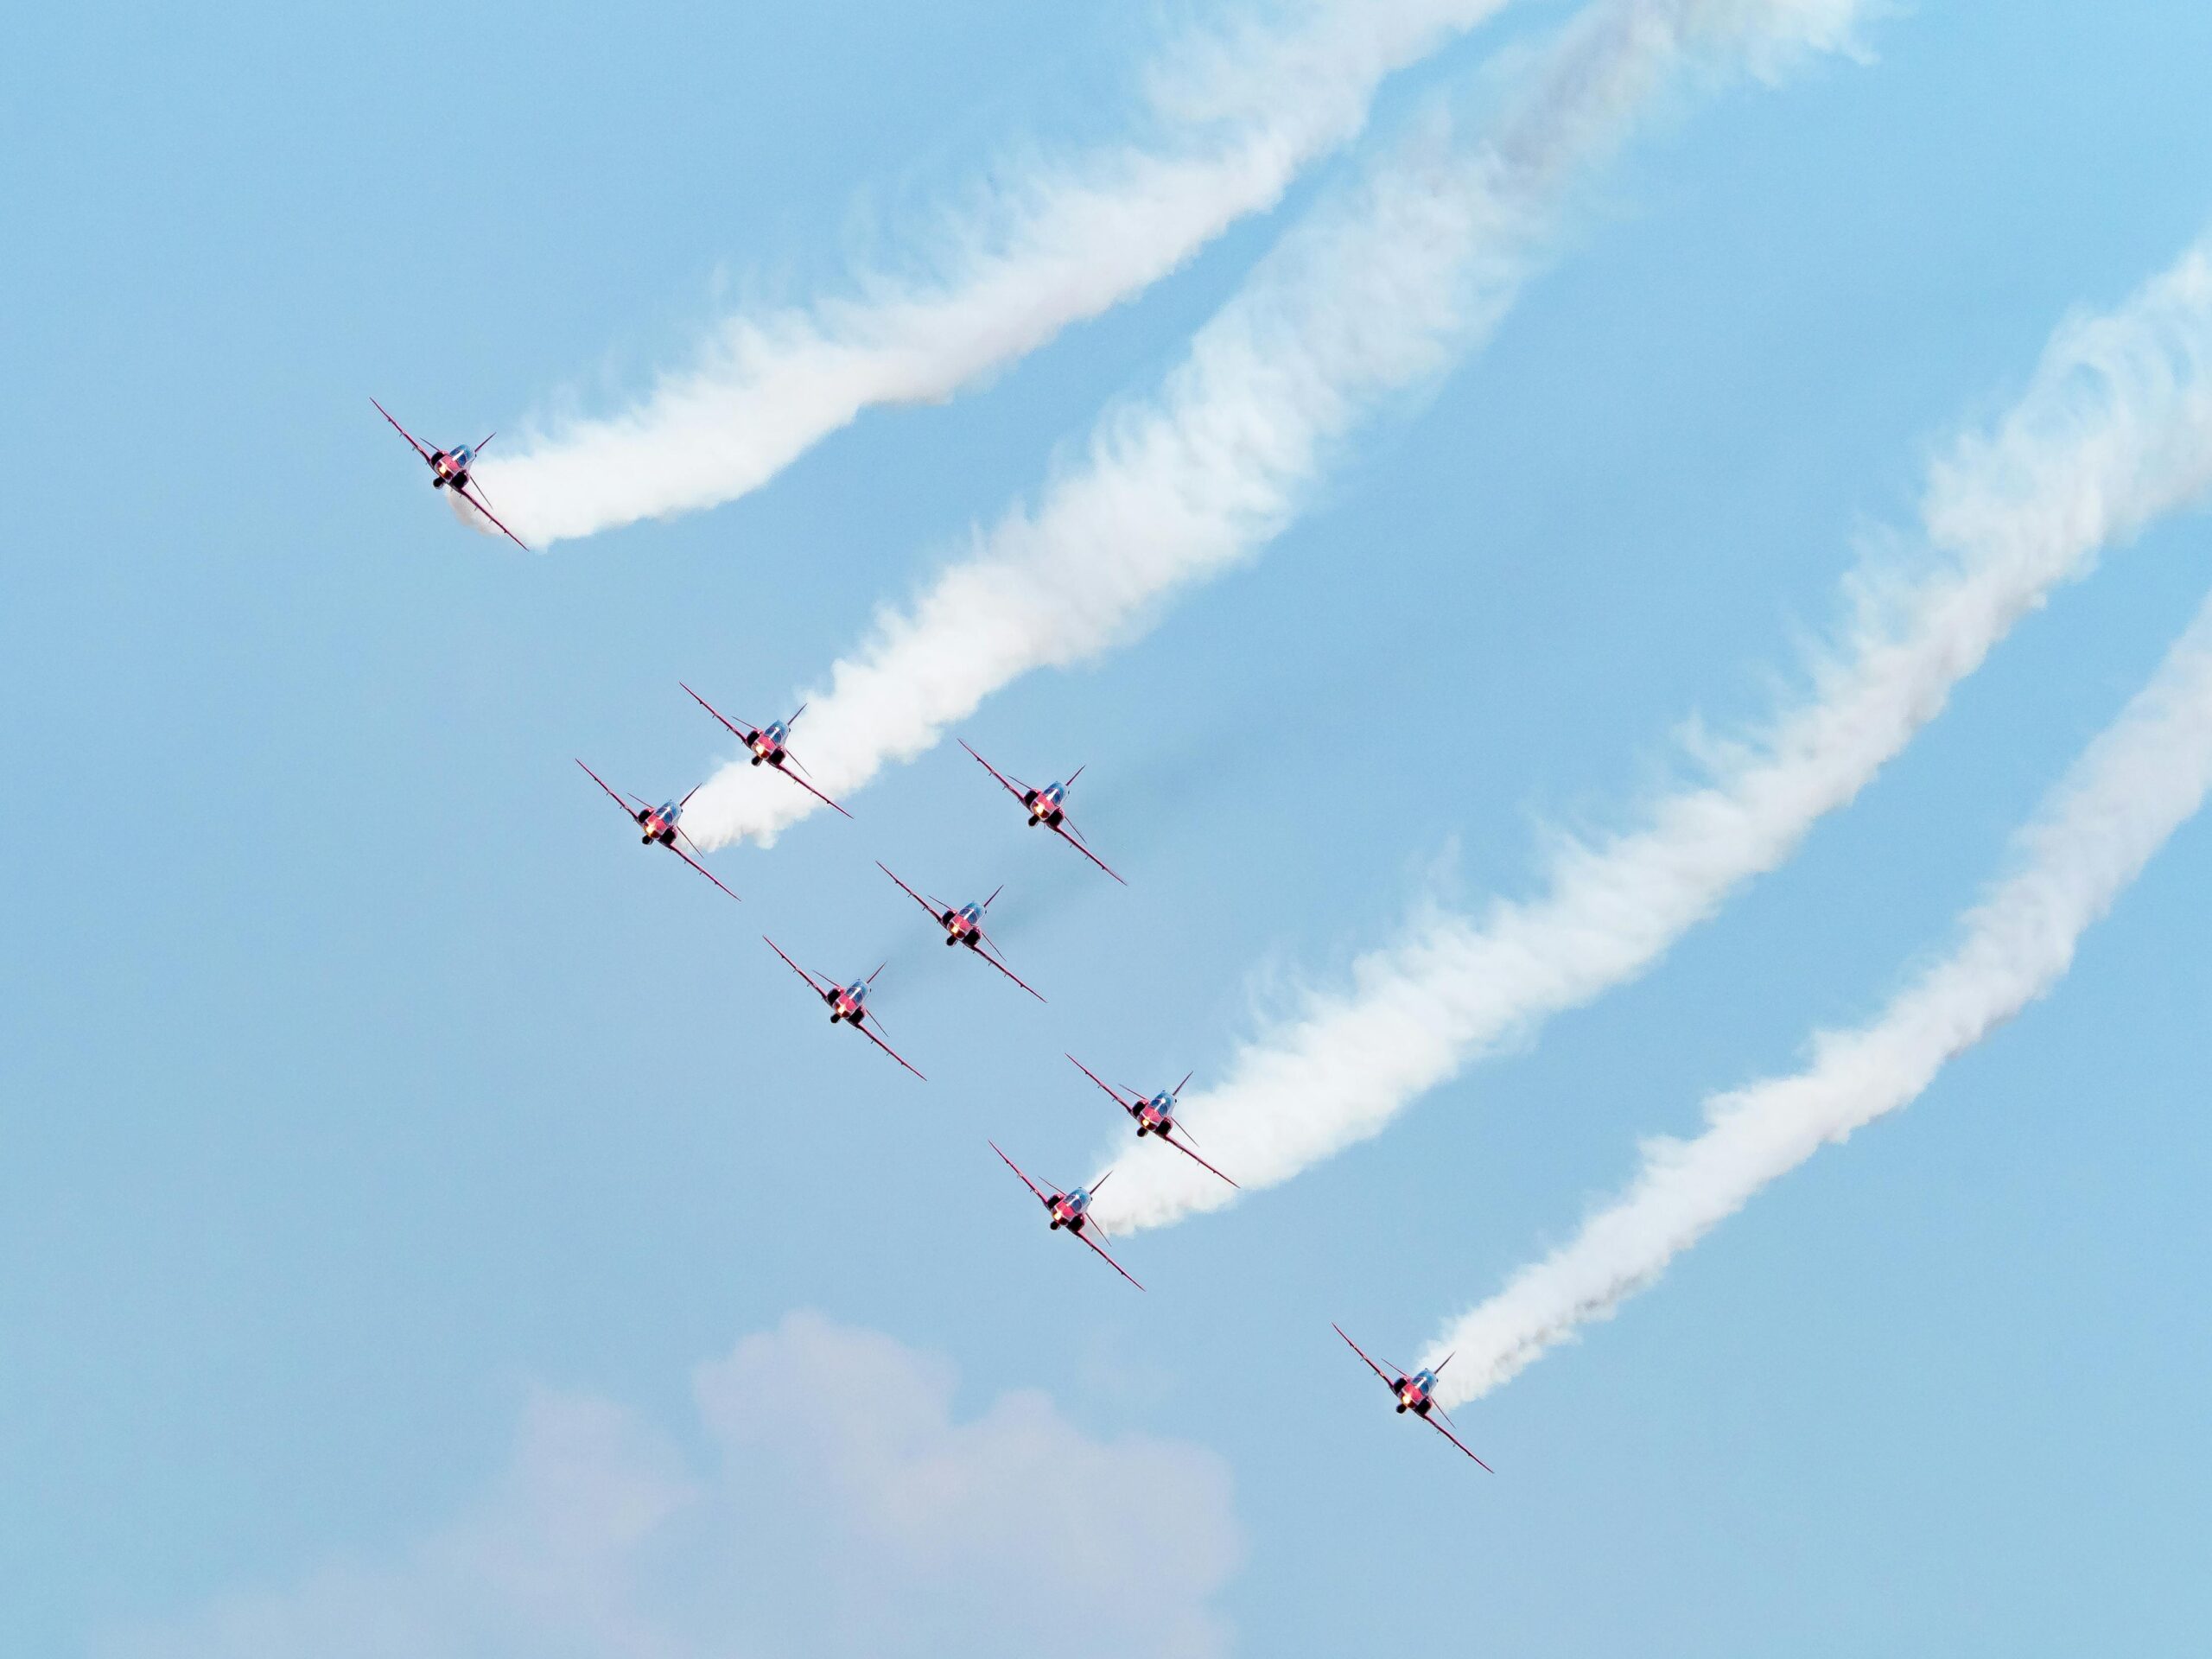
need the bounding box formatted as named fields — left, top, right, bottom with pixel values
left=6, top=3, right=2212, bottom=1655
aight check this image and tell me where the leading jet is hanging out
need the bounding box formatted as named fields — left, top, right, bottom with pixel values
left=1067, top=1056, right=1236, bottom=1187
left=876, top=862, right=1043, bottom=1001
left=958, top=740, right=1125, bottom=885
left=988, top=1142, right=1142, bottom=1290
left=682, top=683, right=851, bottom=817
left=762, top=938, right=925, bottom=1080
left=371, top=397, right=529, bottom=550
left=575, top=760, right=741, bottom=902
left=1332, top=1325, right=1493, bottom=1471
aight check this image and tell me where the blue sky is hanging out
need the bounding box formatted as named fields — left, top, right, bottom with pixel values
left=7, top=3, right=2212, bottom=1654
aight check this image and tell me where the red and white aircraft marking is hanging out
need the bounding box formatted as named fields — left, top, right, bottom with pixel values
left=876, top=862, right=1043, bottom=1002
left=988, top=1142, right=1142, bottom=1290
left=762, top=938, right=925, bottom=1081
left=682, top=683, right=851, bottom=818
left=958, top=740, right=1125, bottom=885
left=575, top=760, right=741, bottom=902
left=1333, top=1324, right=1493, bottom=1471
left=371, top=397, right=529, bottom=550
left=1067, top=1056, right=1236, bottom=1187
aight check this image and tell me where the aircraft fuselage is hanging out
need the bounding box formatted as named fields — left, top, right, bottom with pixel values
left=1025, top=783, right=1068, bottom=827
left=1048, top=1189, right=1091, bottom=1231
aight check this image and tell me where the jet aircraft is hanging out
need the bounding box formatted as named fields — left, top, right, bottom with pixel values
left=371, top=397, right=529, bottom=550
left=958, top=740, right=1125, bottom=884
left=1332, top=1324, right=1493, bottom=1470
left=988, top=1142, right=1142, bottom=1289
left=762, top=938, right=925, bottom=1080
left=876, top=862, right=1043, bottom=1001
left=575, top=760, right=741, bottom=901
left=1067, top=1056, right=1235, bottom=1187
left=683, top=683, right=851, bottom=817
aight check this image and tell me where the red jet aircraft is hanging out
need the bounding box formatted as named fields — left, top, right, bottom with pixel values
left=958, top=740, right=1125, bottom=884
left=762, top=938, right=925, bottom=1080
left=1333, top=1325, right=1493, bottom=1471
left=1067, top=1056, right=1236, bottom=1187
left=575, top=760, right=741, bottom=901
left=371, top=397, right=529, bottom=550
left=988, top=1142, right=1142, bottom=1290
left=682, top=683, right=851, bottom=817
left=876, top=862, right=1043, bottom=1002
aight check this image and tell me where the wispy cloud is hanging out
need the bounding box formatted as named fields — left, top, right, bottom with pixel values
left=103, top=1313, right=1243, bottom=1659
left=1094, top=233, right=2212, bottom=1234
left=1426, top=579, right=2212, bottom=1404
left=475, top=0, right=1531, bottom=548
left=681, top=0, right=1874, bottom=849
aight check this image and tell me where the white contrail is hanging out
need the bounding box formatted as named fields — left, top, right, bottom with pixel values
left=1423, top=582, right=2212, bottom=1405
left=680, top=0, right=1872, bottom=849
left=1092, top=232, right=2212, bottom=1235
left=475, top=0, right=1528, bottom=547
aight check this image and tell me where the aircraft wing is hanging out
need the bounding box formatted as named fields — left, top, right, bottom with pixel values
left=576, top=760, right=643, bottom=823
left=971, top=943, right=1046, bottom=1003
left=1066, top=1054, right=1139, bottom=1116
left=681, top=682, right=760, bottom=745
left=1051, top=819, right=1128, bottom=885
left=773, top=758, right=854, bottom=818
left=454, top=479, right=531, bottom=550
left=959, top=739, right=1033, bottom=804
left=370, top=397, right=433, bottom=463
left=1333, top=1324, right=1402, bottom=1393
left=876, top=861, right=944, bottom=923
left=667, top=842, right=741, bottom=902
left=855, top=1017, right=927, bottom=1081
left=989, top=1141, right=1058, bottom=1211
left=1158, top=1126, right=1238, bottom=1188
left=1073, top=1224, right=1146, bottom=1292
left=1421, top=1410, right=1495, bottom=1472
left=762, top=937, right=832, bottom=999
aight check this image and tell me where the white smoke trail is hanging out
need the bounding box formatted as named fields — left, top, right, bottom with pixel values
left=1091, top=233, right=2212, bottom=1235
left=1424, top=582, right=2212, bottom=1404
left=476, top=0, right=1526, bottom=547
left=680, top=0, right=1872, bottom=849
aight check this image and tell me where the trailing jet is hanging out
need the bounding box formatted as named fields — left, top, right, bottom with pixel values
left=575, top=760, right=741, bottom=902
left=683, top=683, right=851, bottom=817
left=371, top=397, right=528, bottom=550
left=988, top=1142, right=1141, bottom=1290
left=762, top=938, right=925, bottom=1080
left=1067, top=1056, right=1235, bottom=1187
left=958, top=740, right=1125, bottom=885
left=876, top=862, right=1043, bottom=1001
left=1332, top=1325, right=1493, bottom=1471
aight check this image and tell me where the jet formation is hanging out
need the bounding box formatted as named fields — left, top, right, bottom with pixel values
left=378, top=408, right=1492, bottom=1475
